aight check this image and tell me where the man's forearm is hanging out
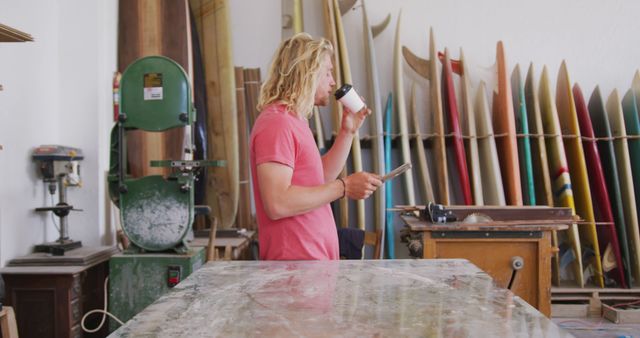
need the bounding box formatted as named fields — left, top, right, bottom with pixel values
left=321, top=130, right=354, bottom=182
left=263, top=180, right=344, bottom=220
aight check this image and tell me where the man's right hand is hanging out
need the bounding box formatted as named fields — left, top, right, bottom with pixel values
left=343, top=172, right=383, bottom=200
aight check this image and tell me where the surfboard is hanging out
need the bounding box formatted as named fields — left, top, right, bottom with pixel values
left=494, top=42, right=522, bottom=206
left=575, top=84, right=627, bottom=288
left=458, top=50, right=483, bottom=205
left=362, top=0, right=389, bottom=257
left=589, top=86, right=634, bottom=287
left=282, top=0, right=326, bottom=154
left=401, top=29, right=449, bottom=205
left=384, top=93, right=395, bottom=259
left=235, top=67, right=251, bottom=229
left=333, top=0, right=365, bottom=230
left=392, top=10, right=416, bottom=206
left=190, top=7, right=208, bottom=221
left=539, top=66, right=584, bottom=287
left=475, top=82, right=506, bottom=206
left=556, top=61, right=603, bottom=287
left=441, top=49, right=472, bottom=205
left=410, top=83, right=435, bottom=204
left=524, top=63, right=553, bottom=207
left=190, top=0, right=239, bottom=229
left=607, top=89, right=640, bottom=285
left=118, top=0, right=192, bottom=178
left=511, top=64, right=536, bottom=206
left=321, top=0, right=348, bottom=228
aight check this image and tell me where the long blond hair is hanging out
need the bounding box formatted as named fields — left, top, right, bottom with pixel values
left=258, top=33, right=333, bottom=119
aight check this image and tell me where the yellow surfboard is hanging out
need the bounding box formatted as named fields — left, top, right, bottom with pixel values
left=555, top=61, right=603, bottom=287
left=539, top=66, right=584, bottom=287
left=333, top=0, right=366, bottom=230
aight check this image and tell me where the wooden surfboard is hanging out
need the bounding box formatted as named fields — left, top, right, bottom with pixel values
left=441, top=49, right=472, bottom=205
left=589, top=86, right=634, bottom=286
left=575, top=84, right=627, bottom=288
left=362, top=0, right=389, bottom=257
left=393, top=10, right=416, bottom=206
left=607, top=89, right=640, bottom=285
left=321, top=0, right=348, bottom=228
left=333, top=0, right=365, bottom=230
left=190, top=0, right=239, bottom=229
left=494, top=42, right=522, bottom=206
left=475, top=82, right=506, bottom=206
left=539, top=66, right=584, bottom=287
left=458, top=50, right=483, bottom=205
left=384, top=93, right=395, bottom=259
left=118, top=0, right=192, bottom=178
left=401, top=28, right=449, bottom=205
left=556, top=61, right=603, bottom=287
left=524, top=63, right=553, bottom=207
left=410, top=83, right=435, bottom=204
left=511, top=64, right=536, bottom=205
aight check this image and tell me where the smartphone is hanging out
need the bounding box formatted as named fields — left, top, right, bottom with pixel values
left=382, top=162, right=412, bottom=182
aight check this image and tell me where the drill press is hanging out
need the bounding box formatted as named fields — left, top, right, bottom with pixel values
left=32, top=145, right=83, bottom=255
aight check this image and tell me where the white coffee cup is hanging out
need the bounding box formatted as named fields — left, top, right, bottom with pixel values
left=334, top=84, right=365, bottom=113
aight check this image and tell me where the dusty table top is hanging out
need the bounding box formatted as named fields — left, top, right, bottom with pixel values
left=110, top=259, right=571, bottom=337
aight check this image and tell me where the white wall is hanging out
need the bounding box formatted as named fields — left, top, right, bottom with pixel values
left=1, top=0, right=639, bottom=264
left=230, top=0, right=640, bottom=257
left=0, top=0, right=117, bottom=267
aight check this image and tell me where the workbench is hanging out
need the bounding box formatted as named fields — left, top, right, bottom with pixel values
left=109, top=259, right=570, bottom=337
left=188, top=230, right=256, bottom=260
left=401, top=214, right=568, bottom=317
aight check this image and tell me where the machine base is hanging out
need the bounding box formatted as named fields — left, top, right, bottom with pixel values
left=34, top=239, right=82, bottom=256
left=108, top=247, right=205, bottom=332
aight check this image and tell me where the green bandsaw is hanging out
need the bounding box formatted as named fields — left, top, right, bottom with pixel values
left=107, top=56, right=225, bottom=331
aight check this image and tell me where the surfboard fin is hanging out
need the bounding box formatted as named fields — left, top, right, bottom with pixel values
left=402, top=46, right=430, bottom=79
left=371, top=13, right=391, bottom=38
left=338, top=0, right=356, bottom=15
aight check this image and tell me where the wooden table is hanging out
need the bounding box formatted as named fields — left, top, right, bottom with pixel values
left=187, top=230, right=255, bottom=260
left=109, top=260, right=571, bottom=337
left=401, top=214, right=568, bottom=317
left=1, top=246, right=117, bottom=338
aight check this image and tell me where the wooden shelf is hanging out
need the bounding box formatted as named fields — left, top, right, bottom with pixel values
left=0, top=23, right=33, bottom=42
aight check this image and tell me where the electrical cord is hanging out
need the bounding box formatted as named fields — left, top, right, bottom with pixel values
left=81, top=276, right=124, bottom=333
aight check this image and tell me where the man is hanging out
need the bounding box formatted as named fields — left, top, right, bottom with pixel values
left=249, top=33, right=382, bottom=260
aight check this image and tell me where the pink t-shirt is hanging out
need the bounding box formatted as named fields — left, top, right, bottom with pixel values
left=250, top=103, right=339, bottom=260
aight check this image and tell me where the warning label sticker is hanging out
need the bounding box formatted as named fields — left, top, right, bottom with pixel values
left=143, top=73, right=163, bottom=100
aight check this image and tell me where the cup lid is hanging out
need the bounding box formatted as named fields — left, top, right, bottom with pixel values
left=334, top=83, right=352, bottom=100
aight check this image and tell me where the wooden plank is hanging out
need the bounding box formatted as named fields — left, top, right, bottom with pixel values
left=235, top=67, right=252, bottom=229
left=118, top=0, right=190, bottom=178
left=243, top=68, right=261, bottom=129
left=603, top=303, right=640, bottom=323
left=551, top=304, right=589, bottom=318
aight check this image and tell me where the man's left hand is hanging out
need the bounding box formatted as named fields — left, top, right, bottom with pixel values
left=340, top=98, right=371, bottom=135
